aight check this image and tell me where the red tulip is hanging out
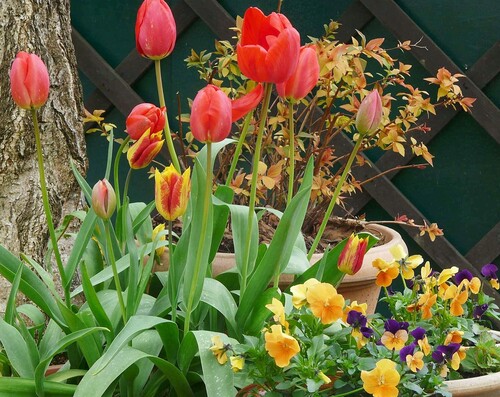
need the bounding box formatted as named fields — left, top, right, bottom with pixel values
left=338, top=234, right=369, bottom=276
left=231, top=84, right=264, bottom=122
left=136, top=0, right=176, bottom=60
left=127, top=130, right=164, bottom=169
left=276, top=46, right=319, bottom=100
left=155, top=165, right=191, bottom=221
left=355, top=90, right=383, bottom=135
left=126, top=103, right=166, bottom=140
left=92, top=179, right=116, bottom=220
left=237, top=7, right=300, bottom=84
left=190, top=84, right=232, bottom=143
left=10, top=51, right=50, bottom=109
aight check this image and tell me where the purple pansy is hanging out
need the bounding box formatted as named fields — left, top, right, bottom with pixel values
left=454, top=269, right=473, bottom=285
left=481, top=264, right=498, bottom=280
left=384, top=319, right=409, bottom=334
left=399, top=343, right=416, bottom=362
left=410, top=327, right=427, bottom=341
left=473, top=303, right=489, bottom=319
left=346, top=310, right=367, bottom=328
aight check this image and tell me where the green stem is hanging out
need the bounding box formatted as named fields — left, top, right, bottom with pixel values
left=123, top=168, right=132, bottom=202
left=168, top=220, right=176, bottom=323
left=240, top=84, right=273, bottom=298
left=332, top=387, right=364, bottom=397
left=105, top=221, right=127, bottom=324
left=225, top=111, right=253, bottom=186
left=184, top=142, right=212, bottom=336
left=31, top=108, right=71, bottom=307
left=113, top=135, right=131, bottom=210
left=307, top=137, right=364, bottom=260
left=286, top=100, right=295, bottom=206
left=155, top=59, right=181, bottom=172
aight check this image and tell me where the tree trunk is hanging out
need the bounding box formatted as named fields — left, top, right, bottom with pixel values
left=0, top=0, right=87, bottom=311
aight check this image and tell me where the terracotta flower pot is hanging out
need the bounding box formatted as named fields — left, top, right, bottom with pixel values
left=158, top=224, right=405, bottom=315
left=444, top=330, right=500, bottom=396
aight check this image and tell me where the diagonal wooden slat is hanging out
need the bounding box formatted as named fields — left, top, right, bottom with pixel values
left=334, top=0, right=373, bottom=43
left=337, top=41, right=500, bottom=218
left=72, top=28, right=145, bottom=116
left=330, top=134, right=500, bottom=306
left=182, top=0, right=235, bottom=41
left=83, top=1, right=197, bottom=114
left=466, top=222, right=500, bottom=267
left=359, top=0, right=500, bottom=144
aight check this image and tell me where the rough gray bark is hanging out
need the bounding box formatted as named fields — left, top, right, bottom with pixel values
left=0, top=0, right=87, bottom=311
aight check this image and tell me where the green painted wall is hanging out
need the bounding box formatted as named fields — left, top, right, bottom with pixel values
left=70, top=0, right=500, bottom=267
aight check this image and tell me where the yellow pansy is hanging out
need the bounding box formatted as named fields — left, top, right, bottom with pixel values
left=361, top=359, right=400, bottom=397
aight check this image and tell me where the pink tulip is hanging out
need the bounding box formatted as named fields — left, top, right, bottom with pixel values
left=237, top=7, right=300, bottom=84
left=276, top=46, right=319, bottom=100
left=135, top=0, right=176, bottom=60
left=10, top=51, right=50, bottom=109
left=355, top=90, right=383, bottom=135
left=92, top=179, right=116, bottom=220
left=126, top=103, right=166, bottom=140
left=231, top=84, right=264, bottom=122
left=190, top=85, right=232, bottom=143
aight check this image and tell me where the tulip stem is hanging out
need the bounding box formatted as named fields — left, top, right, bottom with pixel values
left=31, top=108, right=71, bottom=308
left=226, top=111, right=252, bottom=186
left=154, top=59, right=181, bottom=173
left=240, top=84, right=273, bottom=297
left=168, top=220, right=176, bottom=323
left=286, top=100, right=295, bottom=206
left=104, top=220, right=127, bottom=324
left=113, top=135, right=131, bottom=211
left=123, top=168, right=132, bottom=202
left=184, top=142, right=212, bottom=336
left=307, top=137, right=363, bottom=260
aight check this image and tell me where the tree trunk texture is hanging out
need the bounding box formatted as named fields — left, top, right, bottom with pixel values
left=0, top=0, right=87, bottom=311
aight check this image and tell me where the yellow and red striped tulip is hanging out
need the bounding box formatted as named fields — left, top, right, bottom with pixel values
left=127, top=130, right=164, bottom=169
left=155, top=165, right=191, bottom=221
left=126, top=103, right=166, bottom=140
left=338, top=234, right=369, bottom=276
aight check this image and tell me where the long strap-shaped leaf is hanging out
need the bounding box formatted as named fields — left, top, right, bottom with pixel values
left=75, top=345, right=193, bottom=397
left=0, top=245, right=65, bottom=327
left=235, top=158, right=314, bottom=332
left=0, top=378, right=76, bottom=397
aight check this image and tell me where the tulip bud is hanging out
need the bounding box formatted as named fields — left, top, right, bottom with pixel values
left=92, top=179, right=116, bottom=220
left=276, top=46, right=320, bottom=100
left=152, top=223, right=166, bottom=256
left=338, top=234, right=369, bottom=276
left=155, top=165, right=191, bottom=221
left=190, top=84, right=232, bottom=143
left=127, top=130, right=164, bottom=169
left=10, top=51, right=50, bottom=110
left=355, top=90, right=383, bottom=135
left=135, top=0, right=176, bottom=60
left=126, top=103, right=166, bottom=140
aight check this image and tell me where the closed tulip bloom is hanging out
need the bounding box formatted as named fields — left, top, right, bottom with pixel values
left=155, top=164, right=191, bottom=221
left=237, top=7, right=300, bottom=84
left=231, top=84, right=264, bottom=122
left=127, top=130, right=164, bottom=169
left=355, top=90, right=383, bottom=135
left=338, top=234, right=369, bottom=276
left=136, top=0, right=176, bottom=60
left=126, top=103, right=166, bottom=140
left=92, top=179, right=116, bottom=220
left=10, top=51, right=50, bottom=109
left=276, top=46, right=319, bottom=100
left=190, top=84, right=232, bottom=143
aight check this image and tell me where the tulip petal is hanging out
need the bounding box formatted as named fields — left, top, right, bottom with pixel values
left=231, top=84, right=264, bottom=122
left=265, top=28, right=300, bottom=83
left=236, top=44, right=270, bottom=83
